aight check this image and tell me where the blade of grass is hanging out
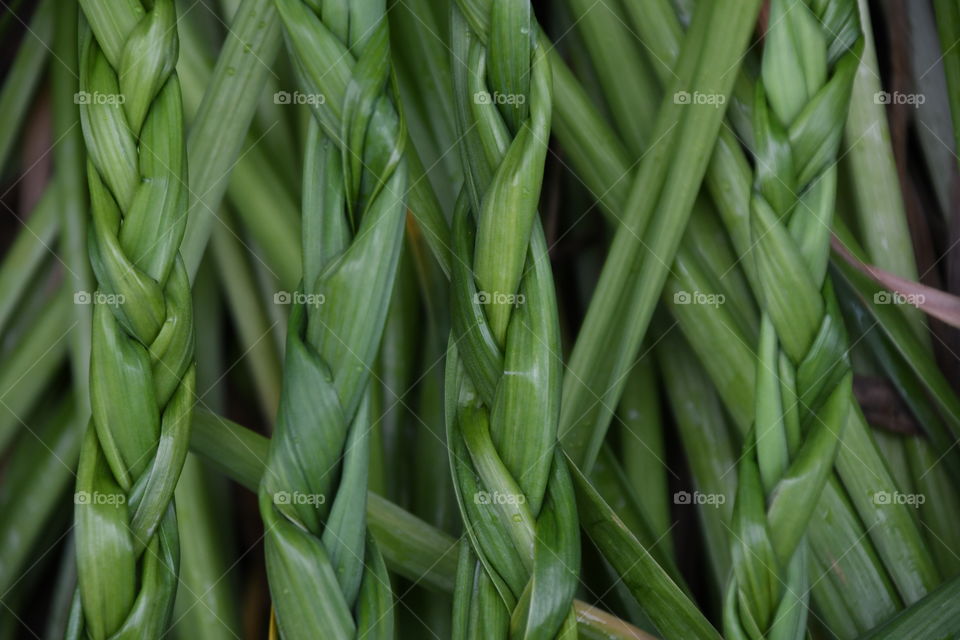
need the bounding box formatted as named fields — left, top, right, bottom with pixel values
left=179, top=0, right=284, bottom=278
left=52, top=0, right=92, bottom=417
left=0, top=0, right=53, bottom=175
left=0, top=399, right=80, bottom=596
left=565, top=0, right=657, bottom=157
left=658, top=330, right=736, bottom=592
left=224, top=150, right=301, bottom=289
left=934, top=0, right=960, bottom=169
left=44, top=536, right=78, bottom=640
left=905, top=0, right=956, bottom=215
left=557, top=0, right=763, bottom=470
left=210, top=213, right=283, bottom=420
left=616, top=359, right=671, bottom=554
left=861, top=574, right=960, bottom=640
left=570, top=458, right=723, bottom=640
left=844, top=0, right=926, bottom=341
left=171, top=260, right=240, bottom=640
left=589, top=446, right=684, bottom=588
left=0, top=287, right=71, bottom=452
left=0, top=187, right=59, bottom=338
left=831, top=224, right=960, bottom=470
left=389, top=0, right=460, bottom=211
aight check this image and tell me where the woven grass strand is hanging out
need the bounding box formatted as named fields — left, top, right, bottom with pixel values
left=723, top=1, right=863, bottom=638
left=446, top=4, right=579, bottom=639
left=70, top=1, right=195, bottom=637
left=257, top=1, right=405, bottom=638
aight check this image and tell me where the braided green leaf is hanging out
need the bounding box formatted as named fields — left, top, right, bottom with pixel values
left=257, top=2, right=405, bottom=638
left=72, top=1, right=195, bottom=637
left=446, top=5, right=579, bottom=639
left=723, top=2, right=863, bottom=638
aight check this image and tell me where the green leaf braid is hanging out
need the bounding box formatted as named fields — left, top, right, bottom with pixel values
left=724, top=1, right=863, bottom=638
left=72, top=0, right=195, bottom=637
left=446, top=2, right=580, bottom=639
left=257, top=1, right=407, bottom=638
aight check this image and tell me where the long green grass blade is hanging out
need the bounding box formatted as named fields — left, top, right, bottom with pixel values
left=570, top=458, right=722, bottom=640
left=0, top=0, right=53, bottom=175
left=558, top=0, right=763, bottom=470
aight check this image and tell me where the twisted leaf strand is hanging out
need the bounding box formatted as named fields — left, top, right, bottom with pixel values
left=257, top=1, right=406, bottom=638
left=724, top=1, right=862, bottom=638
left=72, top=0, right=195, bottom=637
left=446, top=3, right=580, bottom=639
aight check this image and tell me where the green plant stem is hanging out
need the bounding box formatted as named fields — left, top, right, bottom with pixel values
left=172, top=456, right=240, bottom=640
left=571, top=459, right=722, bottom=640
left=588, top=447, right=686, bottom=588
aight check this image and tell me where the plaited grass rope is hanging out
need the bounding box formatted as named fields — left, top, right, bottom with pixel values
left=256, top=1, right=407, bottom=638
left=724, top=1, right=864, bottom=638
left=445, top=3, right=580, bottom=638
left=71, top=0, right=195, bottom=637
